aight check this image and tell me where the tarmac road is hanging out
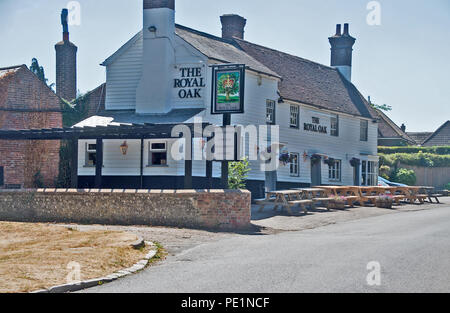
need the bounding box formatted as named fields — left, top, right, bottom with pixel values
left=84, top=204, right=450, bottom=293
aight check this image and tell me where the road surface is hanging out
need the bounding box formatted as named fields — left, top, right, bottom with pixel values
left=84, top=205, right=450, bottom=293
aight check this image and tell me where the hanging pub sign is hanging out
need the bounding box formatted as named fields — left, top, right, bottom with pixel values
left=211, top=64, right=245, bottom=115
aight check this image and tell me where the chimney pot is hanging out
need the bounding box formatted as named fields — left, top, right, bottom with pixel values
left=220, top=14, right=247, bottom=40
left=343, top=23, right=350, bottom=35
left=335, top=24, right=342, bottom=36
left=144, top=0, right=174, bottom=10
left=401, top=124, right=406, bottom=132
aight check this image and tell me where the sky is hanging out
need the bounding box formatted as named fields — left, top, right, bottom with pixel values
left=0, top=0, right=449, bottom=132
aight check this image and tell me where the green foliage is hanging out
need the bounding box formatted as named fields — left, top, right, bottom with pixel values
left=379, top=165, right=391, bottom=180
left=379, top=152, right=450, bottom=168
left=370, top=102, right=392, bottom=112
left=378, top=146, right=450, bottom=155
left=228, top=158, right=251, bottom=190
left=60, top=93, right=90, bottom=128
left=56, top=142, right=74, bottom=188
left=444, top=183, right=450, bottom=191
left=57, top=93, right=91, bottom=187
left=33, top=171, right=44, bottom=188
left=393, top=168, right=416, bottom=186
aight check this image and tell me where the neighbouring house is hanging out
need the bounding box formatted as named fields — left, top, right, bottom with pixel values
left=0, top=65, right=62, bottom=188
left=68, top=0, right=379, bottom=198
left=420, top=121, right=450, bottom=147
left=376, top=109, right=416, bottom=146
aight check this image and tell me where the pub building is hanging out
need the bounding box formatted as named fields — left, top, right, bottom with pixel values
left=69, top=0, right=379, bottom=198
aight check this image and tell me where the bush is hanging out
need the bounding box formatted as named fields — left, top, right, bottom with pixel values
left=444, top=183, right=450, bottom=191
left=379, top=165, right=391, bottom=180
left=378, top=146, right=450, bottom=155
left=393, top=168, right=417, bottom=186
left=379, top=152, right=450, bottom=168
left=228, top=158, right=251, bottom=190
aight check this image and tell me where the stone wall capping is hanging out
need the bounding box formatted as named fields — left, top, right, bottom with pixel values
left=100, top=189, right=113, bottom=193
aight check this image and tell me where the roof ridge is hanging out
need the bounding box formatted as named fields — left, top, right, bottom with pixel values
left=175, top=24, right=236, bottom=46
left=0, top=64, right=26, bottom=71
left=234, top=38, right=336, bottom=70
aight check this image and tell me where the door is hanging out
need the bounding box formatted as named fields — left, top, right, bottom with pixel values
left=353, top=165, right=360, bottom=186
left=265, top=171, right=277, bottom=192
left=311, top=160, right=321, bottom=186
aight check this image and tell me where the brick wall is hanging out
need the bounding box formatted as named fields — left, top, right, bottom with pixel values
left=0, top=189, right=252, bottom=230
left=55, top=41, right=77, bottom=102
left=0, top=66, right=62, bottom=188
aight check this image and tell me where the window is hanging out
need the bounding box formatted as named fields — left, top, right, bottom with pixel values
left=328, top=160, right=342, bottom=181
left=85, top=143, right=97, bottom=167
left=149, top=142, right=168, bottom=166
left=362, top=161, right=378, bottom=186
left=360, top=120, right=368, bottom=141
left=289, top=153, right=299, bottom=177
left=290, top=105, right=299, bottom=129
left=0, top=166, right=4, bottom=186
left=331, top=115, right=339, bottom=137
left=266, top=100, right=276, bottom=124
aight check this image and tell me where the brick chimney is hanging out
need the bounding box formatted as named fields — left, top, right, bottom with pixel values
left=136, top=0, right=175, bottom=114
left=328, top=23, right=356, bottom=81
left=55, top=8, right=77, bottom=102
left=220, top=14, right=247, bottom=40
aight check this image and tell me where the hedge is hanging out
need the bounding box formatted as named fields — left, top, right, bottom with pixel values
left=379, top=152, right=450, bottom=168
left=378, top=146, right=450, bottom=155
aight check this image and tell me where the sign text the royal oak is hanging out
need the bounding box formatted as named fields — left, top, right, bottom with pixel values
left=304, top=117, right=328, bottom=134
left=174, top=67, right=206, bottom=99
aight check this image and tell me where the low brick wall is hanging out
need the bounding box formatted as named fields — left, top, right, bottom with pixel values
left=0, top=189, right=251, bottom=230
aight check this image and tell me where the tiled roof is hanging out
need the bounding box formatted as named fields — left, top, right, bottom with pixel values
left=100, top=24, right=377, bottom=119
left=407, top=132, right=433, bottom=145
left=101, top=26, right=279, bottom=78
left=233, top=39, right=377, bottom=119
left=376, top=109, right=415, bottom=144
left=422, top=121, right=450, bottom=147
left=175, top=25, right=279, bottom=78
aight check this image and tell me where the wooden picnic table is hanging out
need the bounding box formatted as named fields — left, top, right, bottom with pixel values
left=292, top=188, right=335, bottom=210
left=256, top=190, right=314, bottom=215
left=315, top=186, right=361, bottom=207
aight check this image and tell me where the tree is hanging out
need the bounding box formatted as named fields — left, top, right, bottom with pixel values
left=217, top=73, right=240, bottom=102
left=30, top=58, right=55, bottom=89
left=368, top=98, right=392, bottom=112
left=228, top=158, right=251, bottom=189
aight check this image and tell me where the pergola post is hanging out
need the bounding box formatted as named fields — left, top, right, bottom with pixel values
left=184, top=136, right=193, bottom=189
left=70, top=138, right=78, bottom=189
left=95, top=138, right=103, bottom=188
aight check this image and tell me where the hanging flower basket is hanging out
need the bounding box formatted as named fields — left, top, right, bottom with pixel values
left=120, top=141, right=129, bottom=155
left=279, top=152, right=291, bottom=166
left=350, top=158, right=361, bottom=167
left=324, top=158, right=336, bottom=166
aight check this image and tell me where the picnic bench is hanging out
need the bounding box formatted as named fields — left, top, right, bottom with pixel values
left=256, top=190, right=314, bottom=215
left=317, top=186, right=361, bottom=207
left=292, top=188, right=335, bottom=210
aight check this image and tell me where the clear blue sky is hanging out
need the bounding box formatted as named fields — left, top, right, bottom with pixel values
left=0, top=0, right=449, bottom=132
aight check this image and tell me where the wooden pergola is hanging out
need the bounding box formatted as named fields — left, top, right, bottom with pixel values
left=0, top=123, right=215, bottom=189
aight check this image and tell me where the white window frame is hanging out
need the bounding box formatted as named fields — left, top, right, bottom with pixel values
left=360, top=120, right=369, bottom=141
left=85, top=143, right=97, bottom=167
left=289, top=153, right=300, bottom=177
left=331, top=115, right=339, bottom=137
left=290, top=105, right=300, bottom=129
left=148, top=141, right=168, bottom=167
left=362, top=160, right=378, bottom=186
left=266, top=100, right=276, bottom=125
left=328, top=160, right=342, bottom=181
